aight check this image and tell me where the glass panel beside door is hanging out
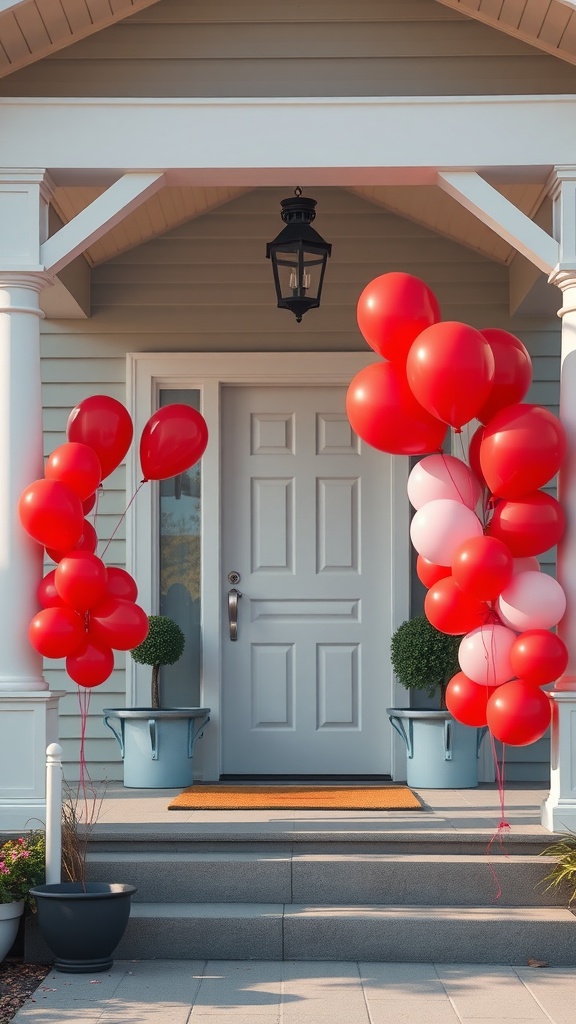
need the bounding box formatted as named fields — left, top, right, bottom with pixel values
left=158, top=389, right=201, bottom=707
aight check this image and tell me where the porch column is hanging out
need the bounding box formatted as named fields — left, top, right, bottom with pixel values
left=0, top=172, right=63, bottom=832
left=542, top=168, right=576, bottom=832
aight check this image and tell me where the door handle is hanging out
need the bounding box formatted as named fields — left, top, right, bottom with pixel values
left=228, top=588, right=242, bottom=641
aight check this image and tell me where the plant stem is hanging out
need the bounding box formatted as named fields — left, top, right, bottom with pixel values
left=151, top=664, right=160, bottom=709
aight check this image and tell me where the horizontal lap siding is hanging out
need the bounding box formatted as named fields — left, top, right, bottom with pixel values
left=3, top=0, right=576, bottom=96
left=41, top=189, right=560, bottom=782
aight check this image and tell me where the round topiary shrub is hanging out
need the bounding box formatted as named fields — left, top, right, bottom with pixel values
left=131, top=615, right=186, bottom=709
left=390, top=615, right=462, bottom=706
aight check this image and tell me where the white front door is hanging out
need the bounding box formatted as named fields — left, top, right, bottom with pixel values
left=221, top=385, right=393, bottom=776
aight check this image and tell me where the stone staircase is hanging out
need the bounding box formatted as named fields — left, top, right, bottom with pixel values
left=26, top=828, right=576, bottom=965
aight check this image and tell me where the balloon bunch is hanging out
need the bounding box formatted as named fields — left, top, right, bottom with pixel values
left=18, top=395, right=209, bottom=691
left=347, top=272, right=568, bottom=747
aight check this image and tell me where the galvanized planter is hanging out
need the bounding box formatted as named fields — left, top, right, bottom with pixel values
left=103, top=707, right=210, bottom=788
left=387, top=708, right=487, bottom=789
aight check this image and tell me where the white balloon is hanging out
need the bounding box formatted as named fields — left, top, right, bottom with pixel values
left=497, top=571, right=566, bottom=632
left=458, top=623, right=517, bottom=687
left=407, top=454, right=482, bottom=511
left=410, top=498, right=484, bottom=566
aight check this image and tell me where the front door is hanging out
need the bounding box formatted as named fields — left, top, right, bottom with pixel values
left=221, top=385, right=393, bottom=776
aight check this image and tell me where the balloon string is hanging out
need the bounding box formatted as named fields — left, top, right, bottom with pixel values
left=439, top=448, right=476, bottom=510
left=100, top=481, right=145, bottom=561
left=76, top=685, right=92, bottom=824
left=485, top=732, right=510, bottom=900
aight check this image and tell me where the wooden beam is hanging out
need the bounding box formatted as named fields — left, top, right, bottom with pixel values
left=437, top=171, right=559, bottom=274
left=41, top=172, right=165, bottom=276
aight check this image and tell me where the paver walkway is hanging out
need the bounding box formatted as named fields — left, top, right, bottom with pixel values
left=13, top=959, right=576, bottom=1024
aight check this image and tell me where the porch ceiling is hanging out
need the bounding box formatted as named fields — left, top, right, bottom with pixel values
left=51, top=180, right=548, bottom=269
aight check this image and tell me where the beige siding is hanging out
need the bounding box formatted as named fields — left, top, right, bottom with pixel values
left=3, top=0, right=576, bottom=97
left=40, top=186, right=561, bottom=780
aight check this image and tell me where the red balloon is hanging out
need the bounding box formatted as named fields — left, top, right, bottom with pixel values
left=67, top=396, right=133, bottom=480
left=45, top=442, right=102, bottom=501
left=486, top=491, right=565, bottom=557
left=445, top=672, right=498, bottom=727
left=37, top=570, right=65, bottom=609
left=480, top=404, right=566, bottom=500
left=416, top=555, right=451, bottom=589
left=451, top=535, right=513, bottom=602
left=140, top=405, right=208, bottom=482
left=47, top=519, right=98, bottom=563
left=346, top=361, right=447, bottom=456
left=356, top=272, right=441, bottom=364
left=406, top=321, right=495, bottom=429
left=468, top=423, right=486, bottom=486
left=105, top=567, right=138, bottom=602
left=476, top=329, right=533, bottom=425
left=55, top=552, right=108, bottom=611
left=18, top=478, right=84, bottom=551
left=89, top=597, right=149, bottom=651
left=509, top=629, right=569, bottom=687
left=66, top=638, right=114, bottom=688
left=486, top=678, right=551, bottom=746
left=424, top=577, right=490, bottom=635
left=29, top=606, right=86, bottom=659
left=82, top=492, right=97, bottom=515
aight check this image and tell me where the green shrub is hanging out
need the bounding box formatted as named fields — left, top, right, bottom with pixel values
left=390, top=615, right=462, bottom=706
left=131, top=615, right=185, bottom=709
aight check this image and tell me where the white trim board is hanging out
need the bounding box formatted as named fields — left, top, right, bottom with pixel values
left=126, top=352, right=411, bottom=782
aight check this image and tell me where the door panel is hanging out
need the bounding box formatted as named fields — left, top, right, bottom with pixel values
left=221, top=385, right=392, bottom=775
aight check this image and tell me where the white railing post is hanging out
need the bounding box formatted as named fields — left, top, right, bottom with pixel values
left=45, top=743, right=62, bottom=885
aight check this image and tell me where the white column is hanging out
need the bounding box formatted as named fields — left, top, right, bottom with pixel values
left=542, top=168, right=576, bottom=830
left=0, top=274, right=47, bottom=691
left=0, top=172, right=65, bottom=832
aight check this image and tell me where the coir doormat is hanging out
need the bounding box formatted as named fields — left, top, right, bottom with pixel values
left=167, top=785, right=423, bottom=811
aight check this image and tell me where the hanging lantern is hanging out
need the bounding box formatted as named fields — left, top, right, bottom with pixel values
left=266, top=188, right=332, bottom=323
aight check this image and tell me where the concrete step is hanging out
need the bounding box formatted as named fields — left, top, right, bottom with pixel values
left=109, top=902, right=576, bottom=966
left=86, top=850, right=563, bottom=907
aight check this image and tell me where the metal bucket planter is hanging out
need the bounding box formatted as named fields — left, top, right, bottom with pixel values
left=103, top=707, right=210, bottom=788
left=0, top=901, right=24, bottom=962
left=387, top=708, right=487, bottom=789
left=29, top=882, right=136, bottom=973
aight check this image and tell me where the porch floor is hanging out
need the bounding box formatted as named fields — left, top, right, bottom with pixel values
left=89, top=782, right=555, bottom=840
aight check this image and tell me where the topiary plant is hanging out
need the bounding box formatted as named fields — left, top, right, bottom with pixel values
left=390, top=615, right=462, bottom=708
left=130, top=615, right=185, bottom=709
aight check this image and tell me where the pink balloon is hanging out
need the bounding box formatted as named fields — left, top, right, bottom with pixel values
left=458, top=623, right=517, bottom=687
left=497, top=571, right=567, bottom=632
left=410, top=498, right=483, bottom=566
left=407, top=454, right=481, bottom=511
left=406, top=321, right=495, bottom=429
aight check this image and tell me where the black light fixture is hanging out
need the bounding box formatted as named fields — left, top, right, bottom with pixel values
left=266, top=187, right=332, bottom=323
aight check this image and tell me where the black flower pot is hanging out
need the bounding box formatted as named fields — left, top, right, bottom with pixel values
left=29, top=882, right=136, bottom=973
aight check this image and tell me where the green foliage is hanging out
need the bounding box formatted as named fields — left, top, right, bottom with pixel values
left=130, top=615, right=185, bottom=668
left=541, top=832, right=576, bottom=906
left=390, top=615, right=462, bottom=702
left=0, top=831, right=45, bottom=906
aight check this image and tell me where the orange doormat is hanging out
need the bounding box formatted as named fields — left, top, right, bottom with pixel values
left=167, top=785, right=423, bottom=811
